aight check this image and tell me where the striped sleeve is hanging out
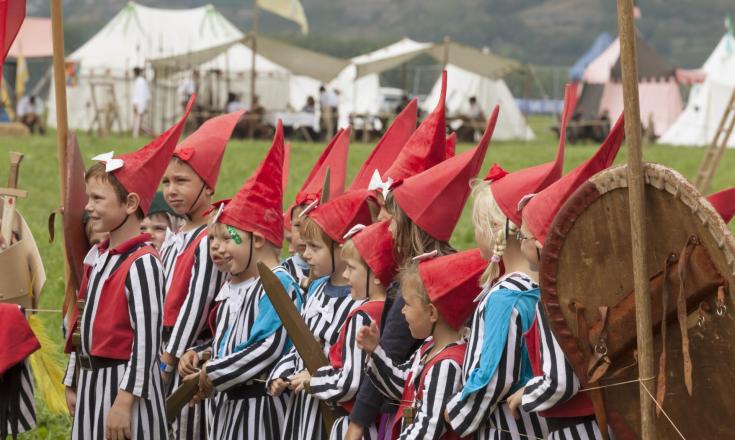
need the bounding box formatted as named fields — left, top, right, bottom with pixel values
left=206, top=326, right=288, bottom=392
left=119, top=253, right=164, bottom=398
left=446, top=308, right=524, bottom=437
left=63, top=351, right=76, bottom=388
left=366, top=345, right=410, bottom=401
left=399, top=359, right=462, bottom=440
left=165, top=237, right=224, bottom=358
left=267, top=346, right=298, bottom=384
left=309, top=311, right=371, bottom=403
left=521, top=305, right=580, bottom=412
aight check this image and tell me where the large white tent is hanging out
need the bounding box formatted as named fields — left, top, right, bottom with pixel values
left=660, top=32, right=735, bottom=148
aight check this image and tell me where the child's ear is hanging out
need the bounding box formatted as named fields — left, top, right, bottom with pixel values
left=372, top=276, right=382, bottom=286
left=252, top=232, right=267, bottom=249
left=205, top=186, right=214, bottom=197
left=534, top=239, right=543, bottom=250
left=428, top=303, right=440, bottom=324
left=126, top=193, right=141, bottom=215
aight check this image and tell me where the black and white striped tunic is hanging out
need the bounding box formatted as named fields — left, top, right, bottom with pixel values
left=1, top=359, right=36, bottom=437
left=164, top=227, right=225, bottom=440
left=367, top=340, right=465, bottom=440
left=309, top=300, right=380, bottom=440
left=205, top=266, right=299, bottom=440
left=446, top=273, right=548, bottom=440
left=159, top=226, right=202, bottom=291
left=281, top=253, right=310, bottom=287
left=63, top=245, right=167, bottom=440
left=269, top=278, right=355, bottom=440
left=521, top=305, right=614, bottom=440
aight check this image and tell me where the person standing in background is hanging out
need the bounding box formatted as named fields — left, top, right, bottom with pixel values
left=131, top=67, right=150, bottom=138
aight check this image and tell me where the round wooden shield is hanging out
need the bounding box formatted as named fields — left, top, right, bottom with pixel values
left=540, top=163, right=735, bottom=438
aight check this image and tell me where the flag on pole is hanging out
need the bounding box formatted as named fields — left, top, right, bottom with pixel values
left=15, top=45, right=28, bottom=101
left=0, top=0, right=26, bottom=79
left=257, top=0, right=309, bottom=34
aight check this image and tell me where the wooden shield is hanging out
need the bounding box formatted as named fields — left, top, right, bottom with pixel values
left=540, top=163, right=735, bottom=438
left=62, top=133, right=89, bottom=289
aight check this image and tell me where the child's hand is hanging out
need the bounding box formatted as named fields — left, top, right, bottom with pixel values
left=288, top=370, right=312, bottom=393
left=197, top=367, right=214, bottom=398
left=106, top=390, right=134, bottom=439
left=65, top=386, right=77, bottom=416
left=178, top=350, right=200, bottom=377
left=356, top=322, right=380, bottom=354
left=507, top=387, right=525, bottom=419
left=269, top=378, right=290, bottom=397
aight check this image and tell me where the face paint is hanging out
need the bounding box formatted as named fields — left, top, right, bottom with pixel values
left=227, top=225, right=243, bottom=244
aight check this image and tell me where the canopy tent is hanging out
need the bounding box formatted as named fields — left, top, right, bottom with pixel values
left=47, top=2, right=244, bottom=132
left=660, top=32, right=735, bottom=148
left=569, top=33, right=612, bottom=82
left=7, top=17, right=52, bottom=58
left=422, top=63, right=535, bottom=141
left=574, top=32, right=683, bottom=136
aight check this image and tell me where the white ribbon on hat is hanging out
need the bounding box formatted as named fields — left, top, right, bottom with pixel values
left=411, top=249, right=438, bottom=263
left=299, top=199, right=320, bottom=218
left=342, top=223, right=367, bottom=241
left=213, top=202, right=225, bottom=223
left=517, top=193, right=536, bottom=213
left=91, top=151, right=125, bottom=172
left=368, top=169, right=394, bottom=199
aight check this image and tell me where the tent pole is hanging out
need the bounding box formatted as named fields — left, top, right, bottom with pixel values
left=616, top=1, right=656, bottom=438
left=249, top=1, right=259, bottom=139
left=50, top=0, right=73, bottom=319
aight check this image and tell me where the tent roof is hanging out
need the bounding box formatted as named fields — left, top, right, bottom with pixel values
left=7, top=17, right=53, bottom=58
left=569, top=33, right=612, bottom=81
left=610, top=33, right=675, bottom=81
left=70, top=2, right=243, bottom=72
left=353, top=38, right=433, bottom=78
left=198, top=43, right=288, bottom=73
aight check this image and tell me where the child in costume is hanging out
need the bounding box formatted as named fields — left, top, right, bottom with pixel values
left=505, top=114, right=626, bottom=440
left=186, top=121, right=301, bottom=440
left=269, top=189, right=376, bottom=440
left=62, top=100, right=192, bottom=440
left=159, top=111, right=242, bottom=440
left=140, top=191, right=179, bottom=250
left=283, top=129, right=350, bottom=287
left=357, top=249, right=487, bottom=439
left=443, top=85, right=582, bottom=440
left=291, top=219, right=397, bottom=440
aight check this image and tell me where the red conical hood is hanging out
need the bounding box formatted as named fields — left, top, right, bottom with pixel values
left=392, top=106, right=499, bottom=242
left=351, top=220, right=398, bottom=287
left=174, top=110, right=244, bottom=191
left=489, top=84, right=576, bottom=226
left=218, top=120, right=285, bottom=246
left=524, top=114, right=625, bottom=245
left=446, top=132, right=457, bottom=158
left=351, top=99, right=417, bottom=190
left=294, top=128, right=350, bottom=206
left=419, top=248, right=487, bottom=330
left=383, top=70, right=448, bottom=182
left=708, top=188, right=735, bottom=224
left=307, top=190, right=376, bottom=244
left=95, top=95, right=194, bottom=215
left=0, top=0, right=24, bottom=79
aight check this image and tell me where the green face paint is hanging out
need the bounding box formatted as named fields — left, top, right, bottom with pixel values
left=226, top=225, right=243, bottom=245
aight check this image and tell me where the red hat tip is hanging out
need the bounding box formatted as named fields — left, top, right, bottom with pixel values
left=708, top=187, right=735, bottom=224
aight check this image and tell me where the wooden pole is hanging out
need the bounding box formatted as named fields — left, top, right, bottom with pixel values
left=615, top=1, right=656, bottom=438
left=50, top=0, right=73, bottom=318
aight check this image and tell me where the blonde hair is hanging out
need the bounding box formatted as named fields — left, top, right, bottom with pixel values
left=301, top=215, right=334, bottom=247
left=341, top=239, right=368, bottom=271
left=399, top=263, right=430, bottom=305
left=471, top=179, right=519, bottom=285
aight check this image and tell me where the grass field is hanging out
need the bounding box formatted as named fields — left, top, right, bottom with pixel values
left=1, top=115, right=734, bottom=438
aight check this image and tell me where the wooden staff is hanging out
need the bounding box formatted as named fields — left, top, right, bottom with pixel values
left=50, top=0, right=74, bottom=319
left=615, top=0, right=656, bottom=438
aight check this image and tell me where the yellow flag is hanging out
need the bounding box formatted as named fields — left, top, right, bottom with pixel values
left=257, top=0, right=309, bottom=34
left=15, top=46, right=29, bottom=101
left=0, top=77, right=16, bottom=120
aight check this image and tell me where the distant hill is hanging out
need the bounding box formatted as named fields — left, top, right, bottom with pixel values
left=29, top=0, right=732, bottom=70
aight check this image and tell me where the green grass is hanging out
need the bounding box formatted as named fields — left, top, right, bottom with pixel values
left=1, top=115, right=734, bottom=438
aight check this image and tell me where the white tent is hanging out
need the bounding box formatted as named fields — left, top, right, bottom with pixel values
left=47, top=2, right=244, bottom=132
left=660, top=33, right=735, bottom=147
left=422, top=64, right=535, bottom=141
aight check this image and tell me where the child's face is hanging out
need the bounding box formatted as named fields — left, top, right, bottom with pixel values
left=401, top=287, right=435, bottom=340
left=162, top=160, right=209, bottom=216
left=376, top=194, right=392, bottom=222
left=208, top=223, right=230, bottom=273
left=519, top=220, right=542, bottom=270
left=140, top=213, right=170, bottom=249
left=85, top=177, right=129, bottom=234
left=220, top=224, right=253, bottom=275
left=343, top=256, right=369, bottom=300
left=303, top=235, right=333, bottom=278
left=290, top=206, right=307, bottom=257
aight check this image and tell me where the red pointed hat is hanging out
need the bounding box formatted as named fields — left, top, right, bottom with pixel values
left=307, top=189, right=376, bottom=244
left=0, top=0, right=25, bottom=79
left=383, top=70, right=448, bottom=182
left=391, top=105, right=499, bottom=242
left=708, top=188, right=735, bottom=224
left=294, top=128, right=350, bottom=206
left=352, top=99, right=417, bottom=190
left=418, top=248, right=487, bottom=330
left=524, top=113, right=626, bottom=245
left=351, top=220, right=398, bottom=287
left=218, top=120, right=285, bottom=246
left=174, top=110, right=245, bottom=191
left=93, top=95, right=195, bottom=215
left=488, top=84, right=576, bottom=227
left=446, top=132, right=457, bottom=158
left=0, top=304, right=40, bottom=375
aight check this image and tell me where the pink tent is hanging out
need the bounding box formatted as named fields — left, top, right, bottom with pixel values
left=7, top=17, right=52, bottom=59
